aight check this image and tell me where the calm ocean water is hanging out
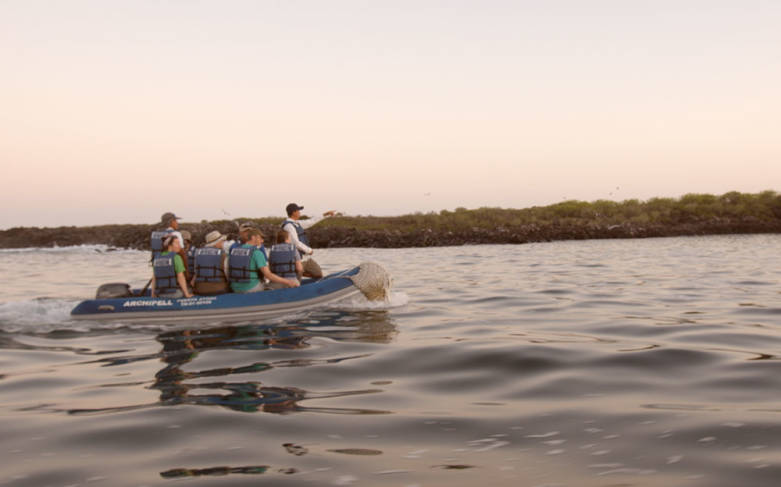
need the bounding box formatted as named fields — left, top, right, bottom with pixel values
left=1, top=235, right=780, bottom=486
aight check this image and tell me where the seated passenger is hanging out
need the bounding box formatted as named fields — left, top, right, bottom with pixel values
left=237, top=221, right=267, bottom=259
left=150, top=211, right=184, bottom=261
left=228, top=229, right=298, bottom=293
left=151, top=235, right=193, bottom=299
left=223, top=223, right=252, bottom=255
left=191, top=230, right=230, bottom=296
left=221, top=222, right=257, bottom=257
left=267, top=230, right=303, bottom=290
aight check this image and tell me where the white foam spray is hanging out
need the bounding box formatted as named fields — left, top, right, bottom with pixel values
left=330, top=291, right=410, bottom=311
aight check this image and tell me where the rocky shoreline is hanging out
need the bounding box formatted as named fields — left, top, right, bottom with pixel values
left=1, top=216, right=779, bottom=251
left=3, top=192, right=780, bottom=250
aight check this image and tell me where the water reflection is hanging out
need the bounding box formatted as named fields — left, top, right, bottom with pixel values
left=0, top=332, right=129, bottom=356
left=161, top=465, right=271, bottom=479
left=69, top=310, right=398, bottom=415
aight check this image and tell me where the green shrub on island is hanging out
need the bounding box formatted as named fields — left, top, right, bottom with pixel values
left=1, top=191, right=779, bottom=249
left=317, top=190, right=781, bottom=230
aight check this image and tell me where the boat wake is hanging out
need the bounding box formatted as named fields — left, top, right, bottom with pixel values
left=0, top=298, right=81, bottom=332
left=332, top=291, right=409, bottom=311
left=0, top=298, right=168, bottom=335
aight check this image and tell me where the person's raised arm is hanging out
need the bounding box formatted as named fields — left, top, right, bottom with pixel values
left=297, top=210, right=336, bottom=230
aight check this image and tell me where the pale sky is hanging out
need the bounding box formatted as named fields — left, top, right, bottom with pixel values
left=1, top=0, right=779, bottom=228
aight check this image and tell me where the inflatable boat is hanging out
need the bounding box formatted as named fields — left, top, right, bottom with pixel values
left=70, top=262, right=391, bottom=322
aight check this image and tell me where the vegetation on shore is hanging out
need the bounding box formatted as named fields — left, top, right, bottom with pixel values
left=1, top=191, right=779, bottom=250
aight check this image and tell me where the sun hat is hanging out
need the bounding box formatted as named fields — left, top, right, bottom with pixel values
left=180, top=230, right=192, bottom=243
left=204, top=230, right=227, bottom=247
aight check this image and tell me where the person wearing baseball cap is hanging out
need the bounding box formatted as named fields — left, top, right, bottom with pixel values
left=161, top=212, right=184, bottom=247
left=281, top=203, right=336, bottom=279
left=149, top=212, right=184, bottom=261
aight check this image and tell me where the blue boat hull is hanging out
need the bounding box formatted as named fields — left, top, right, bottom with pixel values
left=71, top=266, right=362, bottom=322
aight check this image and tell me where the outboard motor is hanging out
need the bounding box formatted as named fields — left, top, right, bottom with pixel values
left=96, top=283, right=132, bottom=299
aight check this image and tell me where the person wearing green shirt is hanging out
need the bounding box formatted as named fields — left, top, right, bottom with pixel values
left=229, top=229, right=299, bottom=293
left=151, top=235, right=193, bottom=298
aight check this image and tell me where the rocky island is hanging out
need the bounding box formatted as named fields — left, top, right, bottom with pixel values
left=2, top=191, right=779, bottom=250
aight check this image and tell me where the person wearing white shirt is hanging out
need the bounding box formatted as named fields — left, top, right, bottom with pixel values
left=160, top=212, right=185, bottom=248
left=281, top=203, right=335, bottom=279
left=150, top=212, right=185, bottom=262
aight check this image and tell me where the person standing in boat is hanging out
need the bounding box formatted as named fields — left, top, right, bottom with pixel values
left=228, top=229, right=298, bottom=293
left=150, top=212, right=184, bottom=261
left=151, top=234, right=193, bottom=299
left=191, top=230, right=230, bottom=295
left=267, top=230, right=304, bottom=290
left=282, top=203, right=335, bottom=279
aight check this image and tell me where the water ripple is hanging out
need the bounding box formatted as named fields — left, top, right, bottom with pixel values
left=2, top=237, right=781, bottom=486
